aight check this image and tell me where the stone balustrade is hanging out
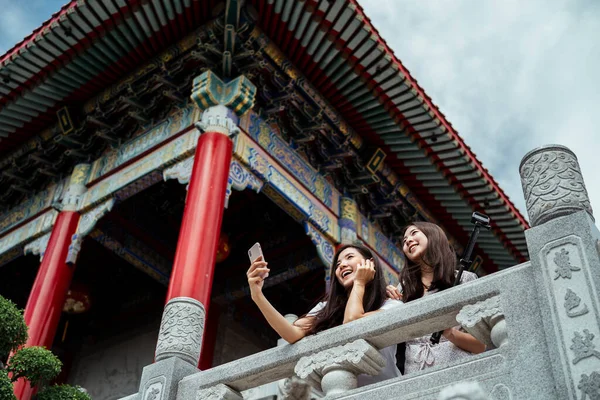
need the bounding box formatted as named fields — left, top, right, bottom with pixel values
left=119, top=145, right=600, bottom=400
left=176, top=270, right=522, bottom=399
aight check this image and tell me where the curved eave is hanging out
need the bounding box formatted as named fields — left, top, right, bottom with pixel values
left=0, top=0, right=529, bottom=270
left=250, top=0, right=529, bottom=270
left=0, top=0, right=217, bottom=154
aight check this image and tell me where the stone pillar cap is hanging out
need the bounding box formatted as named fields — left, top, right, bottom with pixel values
left=519, top=144, right=577, bottom=170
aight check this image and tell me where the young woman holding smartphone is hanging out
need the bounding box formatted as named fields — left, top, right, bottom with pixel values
left=247, top=243, right=402, bottom=386
left=386, top=222, right=486, bottom=374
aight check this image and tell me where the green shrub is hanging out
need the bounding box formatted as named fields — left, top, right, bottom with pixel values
left=7, top=346, right=61, bottom=386
left=0, top=295, right=89, bottom=398
left=36, top=384, right=92, bottom=400
left=0, top=296, right=27, bottom=357
left=0, top=369, right=17, bottom=400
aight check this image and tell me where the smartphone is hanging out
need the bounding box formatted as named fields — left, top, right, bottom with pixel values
left=248, top=242, right=267, bottom=279
left=248, top=242, right=264, bottom=263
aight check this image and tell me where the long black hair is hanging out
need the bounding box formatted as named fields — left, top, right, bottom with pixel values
left=306, top=243, right=388, bottom=335
left=399, top=222, right=457, bottom=302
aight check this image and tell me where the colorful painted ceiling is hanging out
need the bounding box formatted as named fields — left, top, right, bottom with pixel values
left=0, top=0, right=529, bottom=271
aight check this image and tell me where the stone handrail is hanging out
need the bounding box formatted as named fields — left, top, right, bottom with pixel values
left=120, top=144, right=600, bottom=400
left=177, top=263, right=527, bottom=398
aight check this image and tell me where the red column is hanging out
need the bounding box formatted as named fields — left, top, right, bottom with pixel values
left=13, top=211, right=80, bottom=400
left=166, top=131, right=232, bottom=335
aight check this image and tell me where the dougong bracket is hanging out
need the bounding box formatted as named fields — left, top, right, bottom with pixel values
left=190, top=70, right=257, bottom=136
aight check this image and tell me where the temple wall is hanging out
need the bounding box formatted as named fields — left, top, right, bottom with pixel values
left=68, top=328, right=158, bottom=400
left=212, top=315, right=268, bottom=367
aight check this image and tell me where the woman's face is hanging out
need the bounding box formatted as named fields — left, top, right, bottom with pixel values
left=334, top=247, right=367, bottom=289
left=402, top=225, right=429, bottom=263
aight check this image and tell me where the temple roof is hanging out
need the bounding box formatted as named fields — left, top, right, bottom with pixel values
left=0, top=0, right=529, bottom=270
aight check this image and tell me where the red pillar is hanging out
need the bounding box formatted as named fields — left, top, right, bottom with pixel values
left=165, top=131, right=233, bottom=366
left=13, top=211, right=80, bottom=400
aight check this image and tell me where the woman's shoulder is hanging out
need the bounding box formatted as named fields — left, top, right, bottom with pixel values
left=380, top=298, right=403, bottom=310
left=460, top=271, right=478, bottom=283
left=307, top=301, right=327, bottom=316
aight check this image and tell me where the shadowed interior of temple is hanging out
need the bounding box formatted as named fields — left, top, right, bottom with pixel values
left=0, top=179, right=326, bottom=394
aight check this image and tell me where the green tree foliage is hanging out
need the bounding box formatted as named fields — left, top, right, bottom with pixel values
left=7, top=347, right=61, bottom=386
left=0, top=296, right=27, bottom=358
left=36, top=384, right=92, bottom=400
left=0, top=369, right=17, bottom=400
left=0, top=295, right=91, bottom=398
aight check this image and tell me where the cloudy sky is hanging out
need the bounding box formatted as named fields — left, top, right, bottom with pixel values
left=1, top=0, right=599, bottom=225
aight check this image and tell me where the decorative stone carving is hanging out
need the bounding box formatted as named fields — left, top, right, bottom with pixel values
left=23, top=232, right=51, bottom=261
left=61, top=164, right=91, bottom=211
left=277, top=377, right=311, bottom=400
left=457, top=296, right=506, bottom=349
left=553, top=248, right=581, bottom=279
left=143, top=378, right=164, bottom=400
left=519, top=144, right=593, bottom=227
left=535, top=235, right=600, bottom=399
left=489, top=384, right=512, bottom=400
left=163, top=156, right=194, bottom=188
left=437, top=381, right=489, bottom=400
left=571, top=329, right=600, bottom=364
left=578, top=371, right=600, bottom=399
left=564, top=288, right=589, bottom=317
left=294, top=339, right=385, bottom=396
left=196, top=384, right=242, bottom=400
left=155, top=297, right=205, bottom=366
left=66, top=198, right=115, bottom=264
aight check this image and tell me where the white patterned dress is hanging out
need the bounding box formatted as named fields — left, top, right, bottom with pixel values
left=399, top=271, right=479, bottom=374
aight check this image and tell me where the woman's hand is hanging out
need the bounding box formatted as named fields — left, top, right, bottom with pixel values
left=442, top=327, right=486, bottom=354
left=247, top=256, right=270, bottom=299
left=354, top=258, right=376, bottom=286
left=386, top=285, right=403, bottom=301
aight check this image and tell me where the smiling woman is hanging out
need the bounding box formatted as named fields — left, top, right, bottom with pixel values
left=246, top=243, right=403, bottom=387
left=387, top=222, right=486, bottom=374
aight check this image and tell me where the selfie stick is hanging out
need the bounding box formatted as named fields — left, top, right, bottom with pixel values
left=430, top=211, right=491, bottom=345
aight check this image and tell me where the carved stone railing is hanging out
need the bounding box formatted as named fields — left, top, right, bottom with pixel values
left=177, top=266, right=530, bottom=399
left=118, top=144, right=600, bottom=400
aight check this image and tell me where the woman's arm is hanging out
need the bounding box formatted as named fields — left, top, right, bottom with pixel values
left=443, top=328, right=486, bottom=354
left=247, top=258, right=309, bottom=344
left=343, top=259, right=379, bottom=323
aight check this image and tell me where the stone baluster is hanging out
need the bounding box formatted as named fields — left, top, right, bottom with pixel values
left=277, top=315, right=312, bottom=400
left=294, top=339, right=385, bottom=397
left=456, top=296, right=507, bottom=349
left=520, top=144, right=600, bottom=400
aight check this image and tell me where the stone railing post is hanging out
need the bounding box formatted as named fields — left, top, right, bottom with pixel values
left=118, top=297, right=205, bottom=400
left=520, top=144, right=600, bottom=400
left=294, top=339, right=385, bottom=397
left=456, top=296, right=507, bottom=349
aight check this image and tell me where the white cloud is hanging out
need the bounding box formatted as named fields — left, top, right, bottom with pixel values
left=362, top=0, right=600, bottom=225
left=0, top=1, right=36, bottom=54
